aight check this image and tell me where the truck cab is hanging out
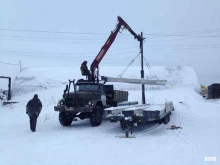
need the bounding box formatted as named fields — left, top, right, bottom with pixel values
left=64, top=82, right=107, bottom=109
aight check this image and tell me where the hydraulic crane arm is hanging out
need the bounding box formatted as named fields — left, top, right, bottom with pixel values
left=90, top=16, right=142, bottom=82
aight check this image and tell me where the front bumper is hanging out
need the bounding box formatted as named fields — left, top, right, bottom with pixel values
left=54, top=105, right=93, bottom=112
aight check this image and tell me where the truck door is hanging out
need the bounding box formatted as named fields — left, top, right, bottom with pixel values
left=99, top=85, right=106, bottom=106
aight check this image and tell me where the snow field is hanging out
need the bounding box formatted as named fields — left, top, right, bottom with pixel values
left=0, top=66, right=219, bottom=165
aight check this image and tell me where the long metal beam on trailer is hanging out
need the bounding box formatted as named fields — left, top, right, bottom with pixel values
left=105, top=102, right=174, bottom=121
left=101, top=76, right=167, bottom=85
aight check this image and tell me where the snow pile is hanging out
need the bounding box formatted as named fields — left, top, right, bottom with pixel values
left=11, top=65, right=200, bottom=96
left=12, top=67, right=73, bottom=95
left=103, top=65, right=200, bottom=91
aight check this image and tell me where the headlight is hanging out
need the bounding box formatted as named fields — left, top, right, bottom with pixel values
left=88, top=101, right=94, bottom=106
left=57, top=99, right=64, bottom=106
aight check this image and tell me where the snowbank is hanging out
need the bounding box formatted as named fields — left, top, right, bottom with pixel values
left=11, top=65, right=200, bottom=95
left=103, top=65, right=200, bottom=91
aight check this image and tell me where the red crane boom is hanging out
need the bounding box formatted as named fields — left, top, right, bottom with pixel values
left=90, top=16, right=142, bottom=82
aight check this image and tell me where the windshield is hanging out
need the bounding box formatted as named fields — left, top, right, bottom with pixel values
left=76, top=84, right=100, bottom=92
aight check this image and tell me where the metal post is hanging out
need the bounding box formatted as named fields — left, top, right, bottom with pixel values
left=140, top=32, right=145, bottom=104
left=8, top=77, right=11, bottom=100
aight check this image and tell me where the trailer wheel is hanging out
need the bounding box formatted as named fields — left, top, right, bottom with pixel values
left=163, top=113, right=170, bottom=124
left=113, top=101, right=117, bottom=107
left=59, top=112, right=73, bottom=126
left=90, top=105, right=103, bottom=126
left=125, top=130, right=129, bottom=137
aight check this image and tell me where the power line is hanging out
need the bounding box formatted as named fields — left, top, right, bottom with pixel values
left=0, top=61, right=19, bottom=65
left=143, top=56, right=158, bottom=80
left=0, top=50, right=139, bottom=60
left=0, top=29, right=114, bottom=35
left=144, top=34, right=220, bottom=38
left=0, top=34, right=134, bottom=40
left=0, top=47, right=137, bottom=55
left=118, top=53, right=140, bottom=78
left=1, top=35, right=220, bottom=45
left=145, top=44, right=220, bottom=47
left=0, top=50, right=138, bottom=58
left=0, top=38, right=137, bottom=44
left=2, top=34, right=220, bottom=42
left=1, top=28, right=220, bottom=35
left=1, top=29, right=220, bottom=45
left=146, top=46, right=220, bottom=50
left=143, top=29, right=220, bottom=36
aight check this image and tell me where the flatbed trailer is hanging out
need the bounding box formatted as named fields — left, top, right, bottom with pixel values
left=104, top=101, right=174, bottom=137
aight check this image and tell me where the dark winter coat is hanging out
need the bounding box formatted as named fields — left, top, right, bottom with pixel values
left=26, top=98, right=42, bottom=117
left=80, top=63, right=90, bottom=76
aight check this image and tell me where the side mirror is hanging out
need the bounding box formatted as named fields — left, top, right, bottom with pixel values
left=63, top=85, right=68, bottom=93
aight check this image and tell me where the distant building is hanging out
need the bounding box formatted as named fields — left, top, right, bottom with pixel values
left=207, top=83, right=220, bottom=99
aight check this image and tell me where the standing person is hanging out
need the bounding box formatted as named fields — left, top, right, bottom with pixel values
left=26, top=94, right=42, bottom=132
left=80, top=61, right=91, bottom=80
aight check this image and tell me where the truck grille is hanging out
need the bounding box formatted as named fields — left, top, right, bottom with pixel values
left=66, top=97, right=84, bottom=107
left=143, top=111, right=160, bottom=118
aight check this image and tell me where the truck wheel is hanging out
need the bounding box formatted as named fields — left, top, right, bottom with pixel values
left=158, top=119, right=163, bottom=124
left=163, top=113, right=170, bottom=124
left=90, top=106, right=103, bottom=126
left=59, top=112, right=73, bottom=126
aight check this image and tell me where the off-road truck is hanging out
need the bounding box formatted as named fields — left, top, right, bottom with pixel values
left=54, top=80, right=128, bottom=126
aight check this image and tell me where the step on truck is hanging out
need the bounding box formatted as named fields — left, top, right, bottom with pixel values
left=54, top=80, right=128, bottom=126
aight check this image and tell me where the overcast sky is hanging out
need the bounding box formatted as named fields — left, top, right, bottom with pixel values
left=0, top=0, right=220, bottom=85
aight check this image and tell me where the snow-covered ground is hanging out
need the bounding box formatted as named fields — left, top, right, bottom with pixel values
left=0, top=66, right=220, bottom=165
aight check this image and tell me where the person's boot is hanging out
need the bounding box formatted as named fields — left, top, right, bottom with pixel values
left=32, top=117, right=37, bottom=132
left=30, top=119, right=36, bottom=132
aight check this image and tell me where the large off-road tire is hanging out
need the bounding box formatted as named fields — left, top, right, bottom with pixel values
left=90, top=105, right=103, bottom=126
left=59, top=112, right=73, bottom=126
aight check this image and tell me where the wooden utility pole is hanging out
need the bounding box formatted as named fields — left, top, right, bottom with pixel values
left=140, top=32, right=146, bottom=104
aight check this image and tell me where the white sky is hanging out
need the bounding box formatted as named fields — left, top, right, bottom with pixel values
left=0, top=0, right=220, bottom=85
